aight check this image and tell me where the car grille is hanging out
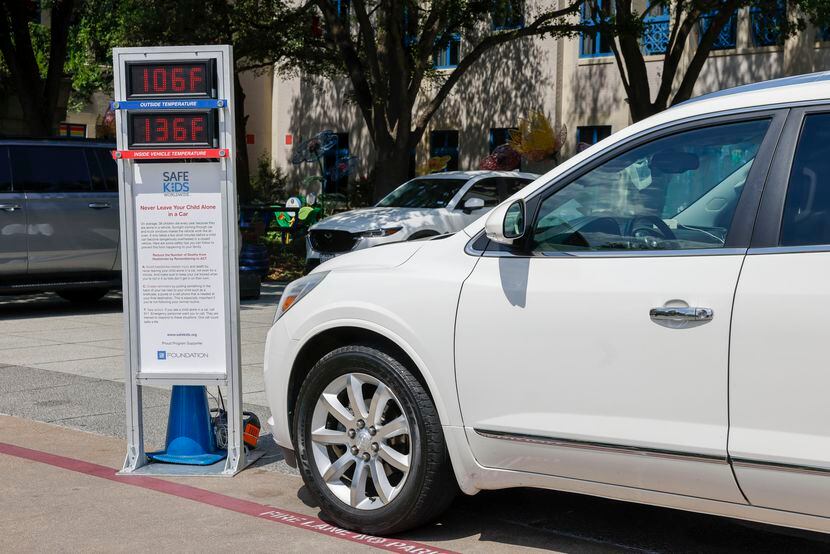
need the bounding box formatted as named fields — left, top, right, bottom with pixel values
left=309, top=229, right=358, bottom=253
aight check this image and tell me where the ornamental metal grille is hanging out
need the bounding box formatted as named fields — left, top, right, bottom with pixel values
left=751, top=4, right=785, bottom=47
left=699, top=13, right=738, bottom=49
left=642, top=15, right=670, bottom=55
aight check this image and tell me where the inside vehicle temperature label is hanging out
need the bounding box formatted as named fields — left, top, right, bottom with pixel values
left=132, top=163, right=227, bottom=375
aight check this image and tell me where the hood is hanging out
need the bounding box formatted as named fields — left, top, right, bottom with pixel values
left=311, top=207, right=440, bottom=232
left=311, top=240, right=423, bottom=273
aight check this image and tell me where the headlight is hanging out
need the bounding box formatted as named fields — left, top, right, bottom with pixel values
left=273, top=271, right=328, bottom=323
left=357, top=227, right=402, bottom=238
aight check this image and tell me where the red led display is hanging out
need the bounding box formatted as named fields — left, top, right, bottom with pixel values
left=126, top=61, right=215, bottom=99
left=128, top=112, right=217, bottom=148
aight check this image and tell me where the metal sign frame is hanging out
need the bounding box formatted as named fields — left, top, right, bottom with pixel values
left=113, top=45, right=244, bottom=475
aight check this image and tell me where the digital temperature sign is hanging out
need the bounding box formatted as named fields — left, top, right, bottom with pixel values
left=126, top=61, right=216, bottom=99
left=127, top=111, right=217, bottom=148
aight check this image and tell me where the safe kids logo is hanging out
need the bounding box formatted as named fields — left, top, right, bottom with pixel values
left=162, top=170, right=190, bottom=196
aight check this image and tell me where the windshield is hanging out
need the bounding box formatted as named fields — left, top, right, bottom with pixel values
left=376, top=178, right=467, bottom=208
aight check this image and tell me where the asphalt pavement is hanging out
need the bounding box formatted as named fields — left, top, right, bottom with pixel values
left=1, top=287, right=829, bottom=552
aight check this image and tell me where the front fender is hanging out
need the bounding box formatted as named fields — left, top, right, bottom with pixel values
left=292, top=316, right=455, bottom=427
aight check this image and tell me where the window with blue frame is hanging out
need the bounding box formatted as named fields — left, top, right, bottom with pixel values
left=699, top=11, right=738, bottom=50
left=434, top=34, right=461, bottom=69
left=642, top=5, right=670, bottom=55
left=323, top=0, right=350, bottom=36
left=491, top=0, right=524, bottom=30
left=751, top=1, right=786, bottom=47
left=580, top=0, right=615, bottom=58
left=489, top=127, right=517, bottom=152
left=334, top=0, right=349, bottom=22
left=430, top=130, right=460, bottom=171
left=322, top=132, right=350, bottom=194
left=577, top=125, right=612, bottom=147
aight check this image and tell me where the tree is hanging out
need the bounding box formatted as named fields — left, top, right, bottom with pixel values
left=298, top=0, right=597, bottom=199
left=0, top=0, right=75, bottom=136
left=594, top=0, right=825, bottom=123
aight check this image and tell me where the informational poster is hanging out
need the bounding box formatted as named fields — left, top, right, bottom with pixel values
left=133, top=162, right=227, bottom=375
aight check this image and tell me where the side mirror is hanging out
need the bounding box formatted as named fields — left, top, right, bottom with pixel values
left=462, top=197, right=486, bottom=213
left=485, top=199, right=526, bottom=245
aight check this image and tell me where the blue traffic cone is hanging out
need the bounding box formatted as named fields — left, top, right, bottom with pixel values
left=147, top=385, right=226, bottom=465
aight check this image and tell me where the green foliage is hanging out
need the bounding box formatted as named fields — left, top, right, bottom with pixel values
left=348, top=174, right=375, bottom=208
left=250, top=152, right=288, bottom=204
left=66, top=1, right=121, bottom=112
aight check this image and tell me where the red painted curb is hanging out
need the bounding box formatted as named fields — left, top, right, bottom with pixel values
left=0, top=441, right=456, bottom=554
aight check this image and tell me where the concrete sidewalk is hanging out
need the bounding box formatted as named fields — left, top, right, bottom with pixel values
left=0, top=415, right=411, bottom=552
left=0, top=415, right=567, bottom=553
left=0, top=285, right=282, bottom=406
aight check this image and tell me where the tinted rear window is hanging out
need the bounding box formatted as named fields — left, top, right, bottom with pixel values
left=781, top=113, right=830, bottom=246
left=86, top=147, right=118, bottom=192
left=0, top=147, right=10, bottom=192
left=95, top=148, right=118, bottom=192
left=10, top=146, right=92, bottom=193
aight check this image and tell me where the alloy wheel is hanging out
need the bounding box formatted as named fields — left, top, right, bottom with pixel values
left=309, top=372, right=412, bottom=510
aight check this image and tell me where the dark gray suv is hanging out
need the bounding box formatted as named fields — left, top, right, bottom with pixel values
left=0, top=139, right=120, bottom=302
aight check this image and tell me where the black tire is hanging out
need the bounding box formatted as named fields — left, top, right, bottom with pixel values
left=57, top=288, right=109, bottom=304
left=294, top=345, right=457, bottom=535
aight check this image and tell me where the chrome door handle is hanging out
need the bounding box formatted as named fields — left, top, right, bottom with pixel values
left=650, top=306, right=714, bottom=321
left=0, top=203, right=21, bottom=212
left=88, top=202, right=111, bottom=209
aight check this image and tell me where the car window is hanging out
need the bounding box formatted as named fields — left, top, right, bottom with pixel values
left=0, top=147, right=10, bottom=192
left=504, top=178, right=531, bottom=198
left=780, top=113, right=830, bottom=246
left=531, top=119, right=770, bottom=252
left=460, top=177, right=532, bottom=208
left=10, top=146, right=92, bottom=193
left=460, top=178, right=500, bottom=207
left=87, top=148, right=118, bottom=192
left=376, top=178, right=467, bottom=208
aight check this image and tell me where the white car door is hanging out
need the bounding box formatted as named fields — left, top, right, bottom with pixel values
left=456, top=113, right=784, bottom=502
left=730, top=108, right=830, bottom=517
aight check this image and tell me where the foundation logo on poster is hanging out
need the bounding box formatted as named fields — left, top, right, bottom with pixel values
left=161, top=170, right=190, bottom=196
left=156, top=349, right=208, bottom=360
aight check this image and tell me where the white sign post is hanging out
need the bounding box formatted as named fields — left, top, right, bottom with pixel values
left=113, top=45, right=244, bottom=475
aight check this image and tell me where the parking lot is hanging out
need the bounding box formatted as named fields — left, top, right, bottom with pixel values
left=1, top=288, right=829, bottom=553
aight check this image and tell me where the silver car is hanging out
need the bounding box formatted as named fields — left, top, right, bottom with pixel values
left=0, top=140, right=120, bottom=302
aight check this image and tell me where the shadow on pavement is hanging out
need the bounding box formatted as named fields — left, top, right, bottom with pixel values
left=293, top=483, right=830, bottom=553
left=0, top=291, right=123, bottom=318
left=409, top=488, right=830, bottom=553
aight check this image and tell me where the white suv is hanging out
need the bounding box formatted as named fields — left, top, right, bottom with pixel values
left=305, top=171, right=537, bottom=270
left=264, top=73, right=830, bottom=535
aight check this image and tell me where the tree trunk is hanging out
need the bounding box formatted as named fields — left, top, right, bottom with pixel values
left=372, top=142, right=413, bottom=202
left=629, top=96, right=667, bottom=123
left=233, top=73, right=254, bottom=202
left=0, top=0, right=73, bottom=137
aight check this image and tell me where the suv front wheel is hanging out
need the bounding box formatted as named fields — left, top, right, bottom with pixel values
left=293, top=345, right=456, bottom=534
